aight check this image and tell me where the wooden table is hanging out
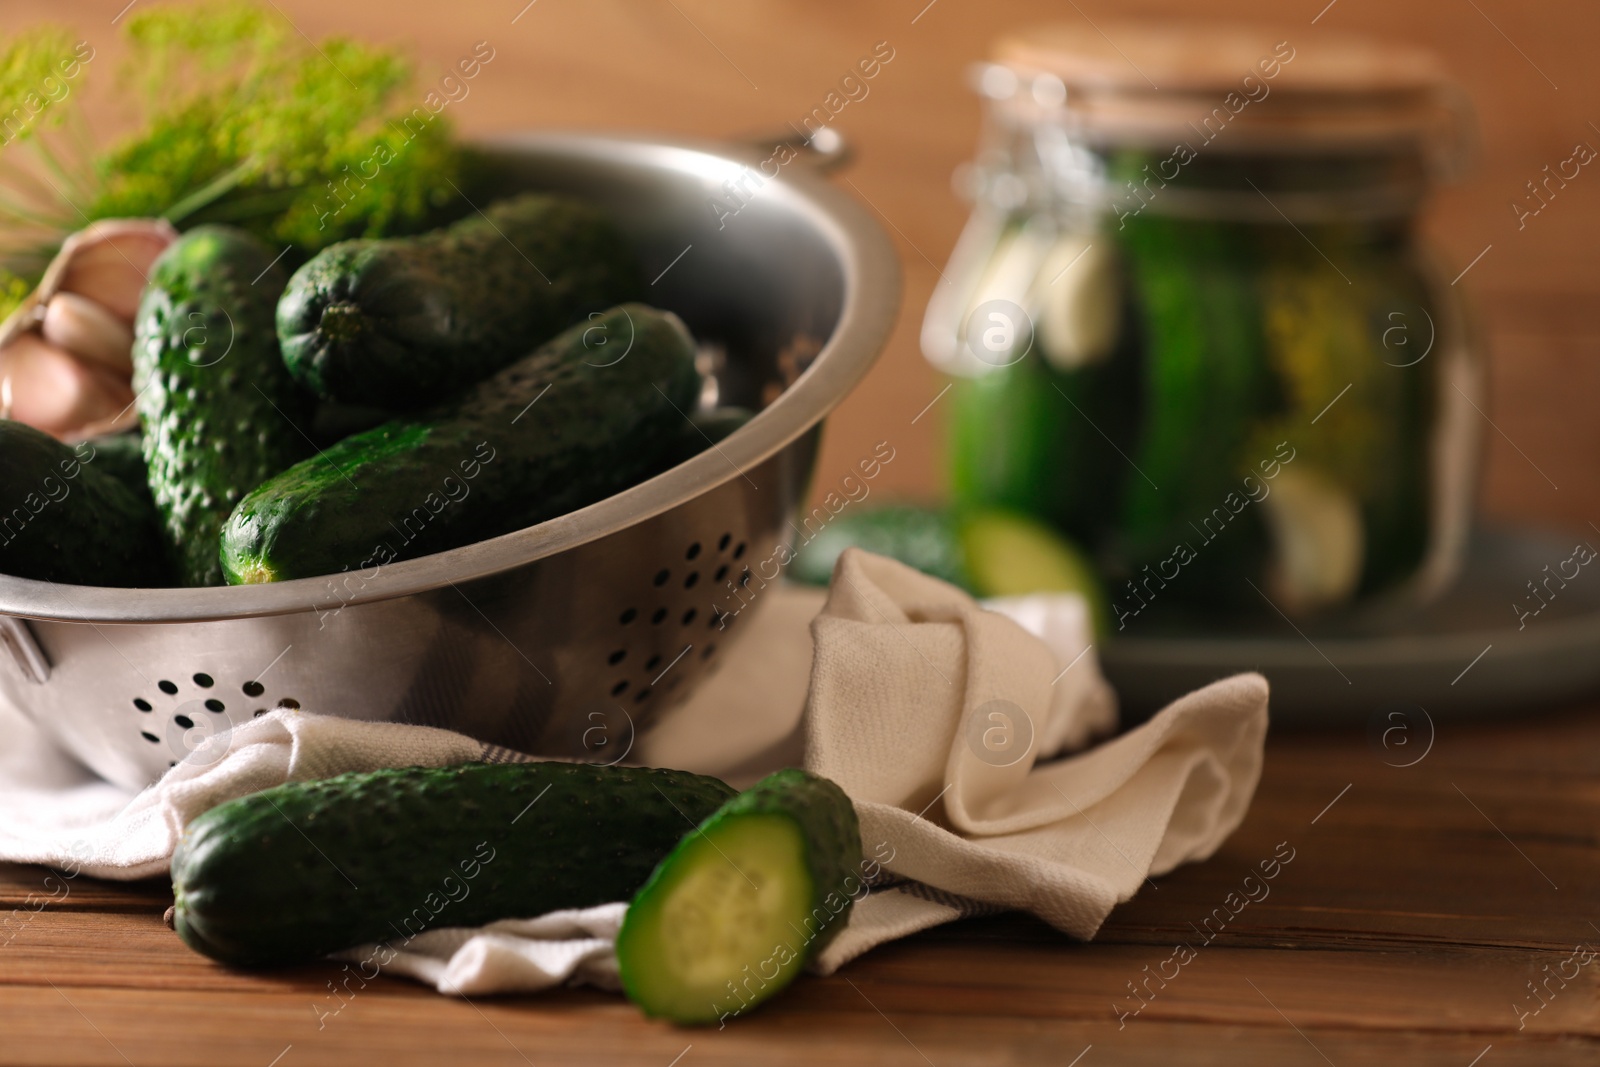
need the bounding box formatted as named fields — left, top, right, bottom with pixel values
left=3, top=0, right=1599, bottom=1062
left=3, top=704, right=1597, bottom=1065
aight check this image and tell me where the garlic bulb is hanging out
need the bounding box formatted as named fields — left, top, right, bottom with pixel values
left=0, top=218, right=177, bottom=440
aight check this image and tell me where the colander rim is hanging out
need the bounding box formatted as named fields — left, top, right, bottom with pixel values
left=0, top=131, right=903, bottom=623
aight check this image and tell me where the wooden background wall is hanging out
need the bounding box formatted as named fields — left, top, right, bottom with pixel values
left=6, top=0, right=1597, bottom=531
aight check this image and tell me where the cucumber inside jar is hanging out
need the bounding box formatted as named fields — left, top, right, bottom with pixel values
left=928, top=24, right=1479, bottom=626
left=944, top=217, right=1145, bottom=552
left=940, top=155, right=1444, bottom=624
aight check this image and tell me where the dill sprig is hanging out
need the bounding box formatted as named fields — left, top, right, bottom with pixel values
left=0, top=1, right=463, bottom=293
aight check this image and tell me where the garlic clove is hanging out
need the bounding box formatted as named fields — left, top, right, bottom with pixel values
left=1260, top=465, right=1366, bottom=615
left=51, top=218, right=179, bottom=323
left=1035, top=236, right=1120, bottom=371
left=42, top=291, right=136, bottom=375
left=0, top=332, right=136, bottom=440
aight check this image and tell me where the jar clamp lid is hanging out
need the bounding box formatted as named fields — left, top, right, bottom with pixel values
left=982, top=23, right=1473, bottom=177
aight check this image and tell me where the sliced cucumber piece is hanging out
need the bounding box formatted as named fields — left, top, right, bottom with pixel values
left=617, top=769, right=861, bottom=1025
left=960, top=509, right=1111, bottom=639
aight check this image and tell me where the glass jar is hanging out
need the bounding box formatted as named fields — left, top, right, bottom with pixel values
left=922, top=23, right=1483, bottom=628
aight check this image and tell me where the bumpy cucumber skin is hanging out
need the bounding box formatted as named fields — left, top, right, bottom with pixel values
left=618, top=768, right=862, bottom=1023
left=277, top=194, right=642, bottom=409
left=0, top=422, right=170, bottom=586
left=221, top=304, right=700, bottom=584
left=170, top=762, right=737, bottom=968
left=133, top=226, right=308, bottom=586
left=791, top=504, right=971, bottom=590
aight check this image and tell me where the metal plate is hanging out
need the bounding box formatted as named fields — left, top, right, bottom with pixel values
left=1101, top=524, right=1600, bottom=726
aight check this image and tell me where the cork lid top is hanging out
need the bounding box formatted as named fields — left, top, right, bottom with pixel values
left=994, top=23, right=1446, bottom=95
left=987, top=22, right=1463, bottom=154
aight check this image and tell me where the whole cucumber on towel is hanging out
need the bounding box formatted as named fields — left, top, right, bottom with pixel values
left=276, top=194, right=642, bottom=409
left=133, top=225, right=309, bottom=586
left=617, top=768, right=862, bottom=1024
left=221, top=303, right=700, bottom=583
left=170, top=762, right=737, bottom=967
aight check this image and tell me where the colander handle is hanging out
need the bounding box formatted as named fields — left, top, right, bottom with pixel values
left=0, top=616, right=49, bottom=684
left=731, top=127, right=853, bottom=174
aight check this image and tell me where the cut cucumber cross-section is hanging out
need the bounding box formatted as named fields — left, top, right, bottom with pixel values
left=960, top=509, right=1112, bottom=639
left=616, top=769, right=862, bottom=1025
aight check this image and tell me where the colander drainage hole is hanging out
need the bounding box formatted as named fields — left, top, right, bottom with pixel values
left=205, top=699, right=225, bottom=713
left=140, top=731, right=158, bottom=744
left=193, top=673, right=214, bottom=688
left=714, top=564, right=729, bottom=582
left=173, top=715, right=194, bottom=729
left=611, top=680, right=629, bottom=697
left=733, top=541, right=747, bottom=559
left=607, top=648, right=626, bottom=665
left=619, top=607, right=638, bottom=626
left=718, top=532, right=732, bottom=551
left=133, top=698, right=152, bottom=712
left=158, top=680, right=178, bottom=695
left=277, top=698, right=301, bottom=710
left=681, top=608, right=697, bottom=625
left=703, top=644, right=717, bottom=660
left=683, top=571, right=699, bottom=589
left=651, top=608, right=667, bottom=625
left=634, top=688, right=652, bottom=704
left=686, top=541, right=702, bottom=560
left=653, top=569, right=670, bottom=587
left=644, top=654, right=662, bottom=672
left=242, top=681, right=265, bottom=697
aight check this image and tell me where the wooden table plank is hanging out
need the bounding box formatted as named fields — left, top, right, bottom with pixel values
left=1, top=706, right=1597, bottom=1064
left=0, top=1, right=1595, bottom=1062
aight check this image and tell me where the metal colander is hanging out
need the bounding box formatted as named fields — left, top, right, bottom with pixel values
left=0, top=133, right=901, bottom=789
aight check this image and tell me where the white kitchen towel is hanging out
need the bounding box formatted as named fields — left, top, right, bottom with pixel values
left=805, top=550, right=1268, bottom=971
left=0, top=707, right=483, bottom=880
left=0, top=548, right=1268, bottom=995
left=329, top=904, right=628, bottom=1003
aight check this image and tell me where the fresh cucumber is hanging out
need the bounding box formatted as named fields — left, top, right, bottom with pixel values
left=617, top=768, right=861, bottom=1025
left=0, top=421, right=170, bottom=586
left=789, top=504, right=1108, bottom=635
left=277, top=194, right=642, bottom=409
left=791, top=503, right=971, bottom=589
left=83, top=432, right=153, bottom=507
left=133, top=225, right=308, bottom=586
left=221, top=304, right=700, bottom=583
left=960, top=509, right=1111, bottom=638
left=170, top=762, right=737, bottom=968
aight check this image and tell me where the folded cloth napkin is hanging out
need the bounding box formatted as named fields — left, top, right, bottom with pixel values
left=804, top=550, right=1267, bottom=970
left=0, top=548, right=1268, bottom=994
